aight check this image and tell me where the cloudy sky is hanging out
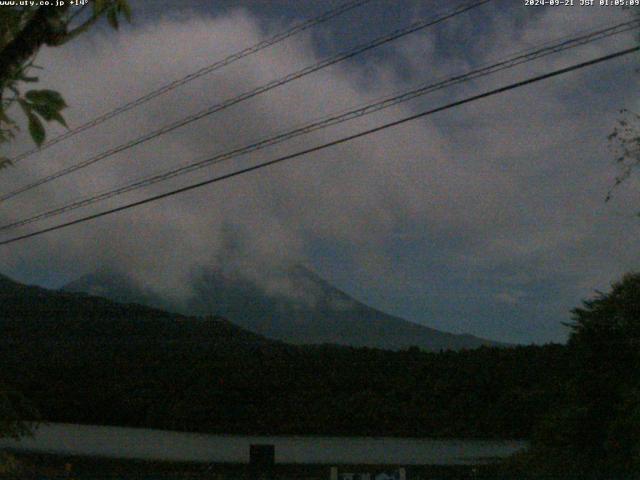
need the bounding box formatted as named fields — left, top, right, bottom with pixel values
left=0, top=0, right=638, bottom=344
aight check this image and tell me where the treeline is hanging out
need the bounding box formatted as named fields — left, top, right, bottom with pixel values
left=0, top=274, right=568, bottom=439
left=504, top=273, right=640, bottom=477
left=1, top=336, right=567, bottom=439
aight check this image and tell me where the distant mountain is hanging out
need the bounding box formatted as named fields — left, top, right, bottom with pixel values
left=63, top=265, right=503, bottom=351
left=59, top=268, right=165, bottom=307
left=0, top=272, right=562, bottom=439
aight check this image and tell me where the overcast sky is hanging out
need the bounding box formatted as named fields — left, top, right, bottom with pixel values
left=0, top=0, right=638, bottom=344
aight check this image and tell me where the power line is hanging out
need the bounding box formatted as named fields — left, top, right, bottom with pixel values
left=0, top=45, right=636, bottom=247
left=1, top=19, right=636, bottom=233
left=0, top=0, right=491, bottom=204
left=6, top=0, right=374, bottom=166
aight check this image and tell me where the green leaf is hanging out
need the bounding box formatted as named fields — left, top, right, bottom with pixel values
left=30, top=102, right=60, bottom=122
left=25, top=89, right=66, bottom=110
left=117, top=0, right=132, bottom=22
left=26, top=111, right=45, bottom=146
left=30, top=103, right=68, bottom=128
left=107, top=9, right=119, bottom=29
left=92, top=0, right=109, bottom=15
left=49, top=111, right=68, bottom=128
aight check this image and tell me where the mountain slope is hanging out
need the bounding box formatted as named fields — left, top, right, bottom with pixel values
left=0, top=272, right=270, bottom=349
left=0, top=272, right=561, bottom=438
left=63, top=266, right=503, bottom=351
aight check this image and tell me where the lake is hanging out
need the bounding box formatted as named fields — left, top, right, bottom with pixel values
left=0, top=423, right=527, bottom=465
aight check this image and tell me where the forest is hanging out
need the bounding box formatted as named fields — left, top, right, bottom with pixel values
left=0, top=272, right=639, bottom=477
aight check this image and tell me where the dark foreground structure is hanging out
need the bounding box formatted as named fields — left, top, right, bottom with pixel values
left=3, top=451, right=510, bottom=480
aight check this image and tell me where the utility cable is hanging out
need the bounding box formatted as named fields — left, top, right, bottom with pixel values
left=1, top=19, right=636, bottom=233
left=0, top=0, right=491, bottom=203
left=6, top=0, right=375, bottom=165
left=0, top=45, right=636, bottom=247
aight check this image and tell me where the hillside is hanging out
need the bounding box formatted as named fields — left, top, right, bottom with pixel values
left=0, top=272, right=564, bottom=438
left=0, top=272, right=269, bottom=348
left=63, top=265, right=503, bottom=351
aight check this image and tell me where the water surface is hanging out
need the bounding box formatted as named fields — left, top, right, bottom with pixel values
left=0, top=423, right=527, bottom=465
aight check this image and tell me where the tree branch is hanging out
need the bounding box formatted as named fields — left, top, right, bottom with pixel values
left=0, top=6, right=69, bottom=85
